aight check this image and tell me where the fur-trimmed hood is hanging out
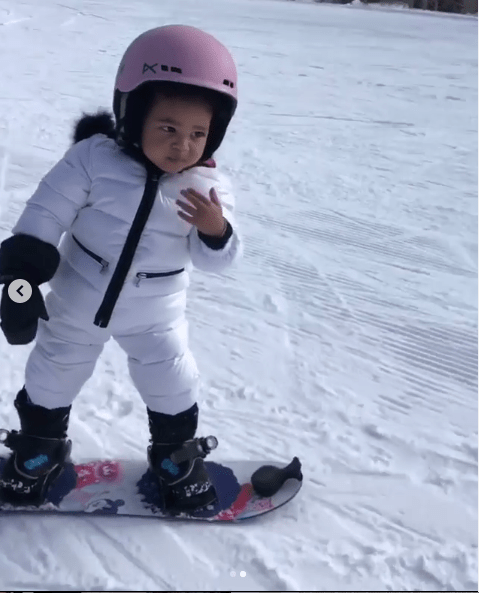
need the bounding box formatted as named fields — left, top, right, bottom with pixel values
left=72, top=111, right=116, bottom=144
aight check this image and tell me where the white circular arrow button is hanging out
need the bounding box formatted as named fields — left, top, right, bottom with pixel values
left=8, top=279, right=32, bottom=303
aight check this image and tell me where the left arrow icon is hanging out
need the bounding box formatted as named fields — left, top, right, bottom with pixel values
left=8, top=279, right=32, bottom=303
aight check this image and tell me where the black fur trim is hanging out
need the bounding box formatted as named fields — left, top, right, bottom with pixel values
left=72, top=111, right=116, bottom=144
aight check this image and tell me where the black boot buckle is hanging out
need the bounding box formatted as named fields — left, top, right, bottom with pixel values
left=170, top=436, right=218, bottom=465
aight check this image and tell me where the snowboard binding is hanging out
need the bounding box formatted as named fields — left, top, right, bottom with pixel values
left=0, top=428, right=72, bottom=506
left=148, top=435, right=219, bottom=515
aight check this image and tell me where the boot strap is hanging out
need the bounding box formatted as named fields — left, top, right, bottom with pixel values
left=0, top=429, right=68, bottom=464
left=168, top=436, right=218, bottom=465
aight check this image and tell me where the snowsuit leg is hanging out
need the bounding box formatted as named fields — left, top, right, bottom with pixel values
left=24, top=291, right=111, bottom=409
left=112, top=318, right=199, bottom=415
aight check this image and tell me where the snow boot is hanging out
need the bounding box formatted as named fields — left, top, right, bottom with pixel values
left=0, top=387, right=72, bottom=505
left=147, top=403, right=218, bottom=513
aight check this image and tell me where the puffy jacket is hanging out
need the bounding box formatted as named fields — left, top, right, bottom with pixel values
left=10, top=134, right=241, bottom=331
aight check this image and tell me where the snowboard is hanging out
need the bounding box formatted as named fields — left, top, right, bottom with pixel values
left=0, top=456, right=303, bottom=521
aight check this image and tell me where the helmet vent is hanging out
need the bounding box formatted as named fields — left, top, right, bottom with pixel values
left=223, top=79, right=235, bottom=89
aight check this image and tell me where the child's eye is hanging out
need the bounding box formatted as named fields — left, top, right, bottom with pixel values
left=159, top=127, right=206, bottom=138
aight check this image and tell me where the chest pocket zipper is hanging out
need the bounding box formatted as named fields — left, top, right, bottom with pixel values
left=72, top=235, right=110, bottom=274
left=135, top=269, right=185, bottom=287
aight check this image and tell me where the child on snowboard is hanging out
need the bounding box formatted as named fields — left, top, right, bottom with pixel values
left=0, top=25, right=241, bottom=511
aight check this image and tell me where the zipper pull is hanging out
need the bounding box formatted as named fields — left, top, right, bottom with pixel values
left=100, top=260, right=109, bottom=274
left=135, top=272, right=148, bottom=287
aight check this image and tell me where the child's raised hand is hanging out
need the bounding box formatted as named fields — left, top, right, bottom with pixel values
left=177, top=187, right=227, bottom=237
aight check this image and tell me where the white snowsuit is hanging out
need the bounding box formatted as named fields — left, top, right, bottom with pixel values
left=11, top=134, right=241, bottom=414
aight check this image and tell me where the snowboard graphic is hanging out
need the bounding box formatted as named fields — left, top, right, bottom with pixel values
left=0, top=456, right=303, bottom=521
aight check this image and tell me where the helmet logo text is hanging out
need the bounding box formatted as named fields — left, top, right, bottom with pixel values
left=142, top=63, right=183, bottom=75
left=143, top=62, right=158, bottom=74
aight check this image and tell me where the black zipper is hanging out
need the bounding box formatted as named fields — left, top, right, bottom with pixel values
left=135, top=269, right=184, bottom=287
left=94, top=168, right=161, bottom=328
left=72, top=235, right=110, bottom=274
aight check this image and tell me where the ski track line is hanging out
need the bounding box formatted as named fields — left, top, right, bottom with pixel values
left=81, top=518, right=172, bottom=588
left=249, top=281, right=475, bottom=404
left=352, top=502, right=443, bottom=545
left=243, top=211, right=475, bottom=279
left=206, top=406, right=315, bottom=467
left=245, top=234, right=473, bottom=326
left=261, top=228, right=318, bottom=420
left=215, top=404, right=315, bottom=441
left=295, top=481, right=422, bottom=588
left=229, top=529, right=303, bottom=592
left=418, top=446, right=478, bottom=477
left=56, top=2, right=111, bottom=21
left=332, top=277, right=475, bottom=326
left=364, top=322, right=477, bottom=392
left=311, top=496, right=477, bottom=591
left=0, top=15, right=32, bottom=26
left=161, top=523, right=221, bottom=575
left=243, top=236, right=476, bottom=407
left=330, top=264, right=475, bottom=323
left=2, top=517, right=115, bottom=591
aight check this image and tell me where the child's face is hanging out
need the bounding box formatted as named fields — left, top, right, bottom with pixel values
left=141, top=95, right=212, bottom=173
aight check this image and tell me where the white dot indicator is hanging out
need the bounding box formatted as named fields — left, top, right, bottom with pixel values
left=240, top=570, right=247, bottom=577
left=230, top=570, right=236, bottom=577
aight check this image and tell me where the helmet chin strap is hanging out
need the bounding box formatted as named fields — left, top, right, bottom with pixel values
left=115, top=93, right=129, bottom=147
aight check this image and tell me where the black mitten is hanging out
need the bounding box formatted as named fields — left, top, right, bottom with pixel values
left=0, top=234, right=60, bottom=345
left=0, top=283, right=50, bottom=345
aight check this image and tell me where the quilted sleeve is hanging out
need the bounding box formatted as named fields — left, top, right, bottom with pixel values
left=11, top=137, right=95, bottom=247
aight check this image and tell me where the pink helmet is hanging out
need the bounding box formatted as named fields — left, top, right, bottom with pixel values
left=115, top=25, right=237, bottom=101
left=113, top=25, right=238, bottom=160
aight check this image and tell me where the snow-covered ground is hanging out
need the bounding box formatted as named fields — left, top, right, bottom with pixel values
left=0, top=0, right=477, bottom=590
